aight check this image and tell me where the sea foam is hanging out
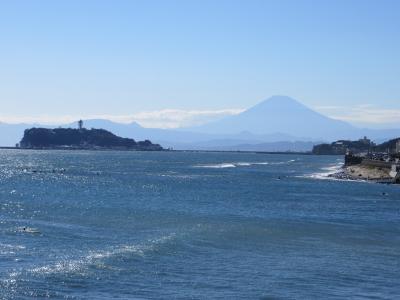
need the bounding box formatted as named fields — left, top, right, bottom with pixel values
left=194, top=159, right=296, bottom=169
left=302, top=161, right=344, bottom=180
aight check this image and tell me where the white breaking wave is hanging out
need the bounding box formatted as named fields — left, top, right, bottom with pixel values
left=194, top=159, right=296, bottom=169
left=302, top=162, right=343, bottom=180
left=194, top=163, right=237, bottom=169
left=236, top=162, right=251, bottom=166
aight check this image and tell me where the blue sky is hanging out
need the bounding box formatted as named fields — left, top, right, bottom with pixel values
left=0, top=0, right=399, bottom=128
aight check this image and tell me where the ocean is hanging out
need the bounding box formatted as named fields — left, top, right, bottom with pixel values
left=0, top=150, right=399, bottom=299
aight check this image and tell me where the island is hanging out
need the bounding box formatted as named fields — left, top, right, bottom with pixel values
left=312, top=137, right=400, bottom=183
left=19, top=126, right=163, bottom=151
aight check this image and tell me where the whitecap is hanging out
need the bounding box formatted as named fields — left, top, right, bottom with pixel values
left=193, top=160, right=295, bottom=168
left=194, top=163, right=236, bottom=169
left=301, top=162, right=344, bottom=180
left=236, top=162, right=252, bottom=166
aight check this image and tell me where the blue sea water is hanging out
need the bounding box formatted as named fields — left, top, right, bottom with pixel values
left=0, top=150, right=399, bottom=299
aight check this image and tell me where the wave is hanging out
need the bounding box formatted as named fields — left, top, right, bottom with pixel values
left=0, top=243, right=26, bottom=255
left=4, top=233, right=177, bottom=281
left=0, top=243, right=25, bottom=250
left=301, top=162, right=343, bottom=180
left=159, top=174, right=203, bottom=179
left=194, top=159, right=296, bottom=169
left=194, top=163, right=237, bottom=169
left=236, top=162, right=251, bottom=166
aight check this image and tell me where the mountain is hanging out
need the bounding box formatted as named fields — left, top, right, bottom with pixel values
left=0, top=96, right=399, bottom=150
left=187, top=96, right=355, bottom=140
left=68, top=120, right=306, bottom=150
left=0, top=120, right=268, bottom=149
left=0, top=122, right=40, bottom=147
left=187, top=140, right=319, bottom=152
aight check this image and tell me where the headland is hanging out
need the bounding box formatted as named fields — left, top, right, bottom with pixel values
left=313, top=137, right=400, bottom=184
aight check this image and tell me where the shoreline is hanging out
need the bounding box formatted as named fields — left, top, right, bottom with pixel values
left=329, top=164, right=395, bottom=184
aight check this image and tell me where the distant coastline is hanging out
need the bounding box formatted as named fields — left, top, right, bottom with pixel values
left=0, top=146, right=312, bottom=155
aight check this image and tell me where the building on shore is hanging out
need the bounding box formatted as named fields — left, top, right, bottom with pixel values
left=359, top=136, right=372, bottom=146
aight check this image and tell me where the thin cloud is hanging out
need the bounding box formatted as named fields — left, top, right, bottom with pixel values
left=130, top=108, right=244, bottom=128
left=0, top=108, right=245, bottom=128
left=314, top=104, right=400, bottom=125
left=2, top=105, right=399, bottom=129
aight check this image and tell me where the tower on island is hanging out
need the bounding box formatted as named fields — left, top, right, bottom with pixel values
left=78, top=119, right=83, bottom=130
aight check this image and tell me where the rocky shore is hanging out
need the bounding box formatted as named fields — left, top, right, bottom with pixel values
left=329, top=164, right=393, bottom=183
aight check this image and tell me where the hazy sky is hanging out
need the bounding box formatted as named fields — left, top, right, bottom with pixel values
left=0, top=0, right=399, bottom=127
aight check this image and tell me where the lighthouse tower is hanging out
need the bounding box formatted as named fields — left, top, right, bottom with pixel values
left=78, top=119, right=83, bottom=130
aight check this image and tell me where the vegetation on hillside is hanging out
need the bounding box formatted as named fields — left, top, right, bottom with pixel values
left=20, top=128, right=163, bottom=151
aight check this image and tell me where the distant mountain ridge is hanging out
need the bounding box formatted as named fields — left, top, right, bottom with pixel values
left=187, top=96, right=355, bottom=139
left=1, top=96, right=399, bottom=151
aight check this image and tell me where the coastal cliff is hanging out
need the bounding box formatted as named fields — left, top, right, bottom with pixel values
left=19, top=127, right=163, bottom=151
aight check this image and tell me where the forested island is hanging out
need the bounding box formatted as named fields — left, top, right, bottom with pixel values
left=19, top=127, right=163, bottom=151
